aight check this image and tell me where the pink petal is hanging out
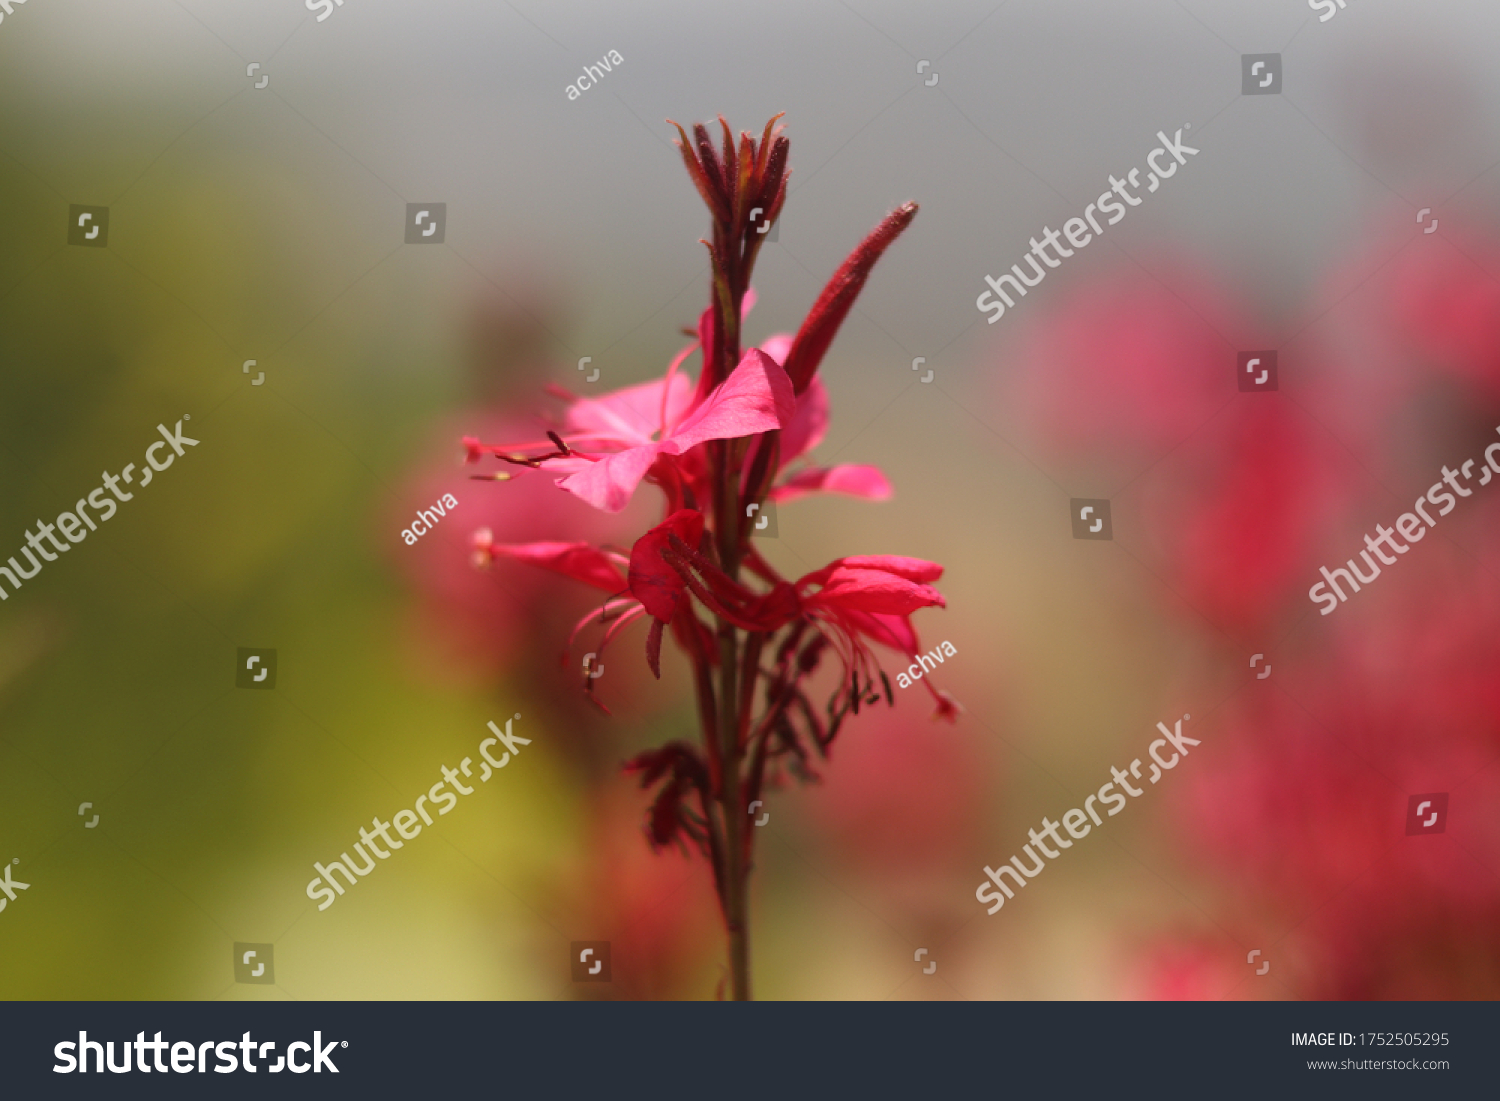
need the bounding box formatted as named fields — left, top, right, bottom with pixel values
left=659, top=339, right=702, bottom=435
left=689, top=290, right=761, bottom=410
left=669, top=348, right=795, bottom=450
left=559, top=350, right=794, bottom=512
left=770, top=463, right=892, bottom=504
left=778, top=375, right=829, bottom=467
left=810, top=566, right=946, bottom=616
left=557, top=442, right=669, bottom=513
left=834, top=555, right=943, bottom=583
left=756, top=332, right=793, bottom=367
left=487, top=541, right=627, bottom=593
left=565, top=373, right=694, bottom=446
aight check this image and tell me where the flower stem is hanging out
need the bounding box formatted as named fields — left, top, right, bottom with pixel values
left=718, top=623, right=750, bottom=999
left=715, top=226, right=754, bottom=998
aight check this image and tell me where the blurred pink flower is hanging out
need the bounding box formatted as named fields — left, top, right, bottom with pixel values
left=394, top=410, right=645, bottom=681
left=1007, top=263, right=1242, bottom=460
left=1382, top=228, right=1500, bottom=399
left=1134, top=400, right=1354, bottom=634
left=1167, top=578, right=1500, bottom=996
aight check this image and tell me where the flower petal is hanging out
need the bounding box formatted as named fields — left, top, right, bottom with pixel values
left=560, top=350, right=795, bottom=512
left=799, top=555, right=945, bottom=590
left=485, top=541, right=628, bottom=593
left=809, top=566, right=946, bottom=616
left=628, top=510, right=706, bottom=621
left=831, top=555, right=943, bottom=583
left=777, top=375, right=829, bottom=467
left=756, top=332, right=793, bottom=367
left=770, top=463, right=892, bottom=504
left=669, top=348, right=795, bottom=451
left=557, top=443, right=668, bottom=513
left=564, top=373, right=694, bottom=446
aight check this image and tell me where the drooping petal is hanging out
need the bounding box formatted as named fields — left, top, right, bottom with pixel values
left=831, top=555, right=943, bottom=583
left=798, top=555, right=945, bottom=590
left=628, top=510, right=706, bottom=621
left=770, top=463, right=893, bottom=504
left=556, top=443, right=669, bottom=513
left=777, top=374, right=828, bottom=467
left=809, top=566, right=947, bottom=616
left=484, top=541, right=628, bottom=593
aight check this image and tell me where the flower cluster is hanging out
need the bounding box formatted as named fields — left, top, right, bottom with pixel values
left=460, top=115, right=952, bottom=997
left=1011, top=235, right=1500, bottom=998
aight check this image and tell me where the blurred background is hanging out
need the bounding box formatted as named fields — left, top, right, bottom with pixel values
left=2, top=0, right=1499, bottom=999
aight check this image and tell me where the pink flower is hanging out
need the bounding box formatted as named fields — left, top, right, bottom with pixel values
left=461, top=114, right=933, bottom=999
left=464, top=348, right=795, bottom=513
